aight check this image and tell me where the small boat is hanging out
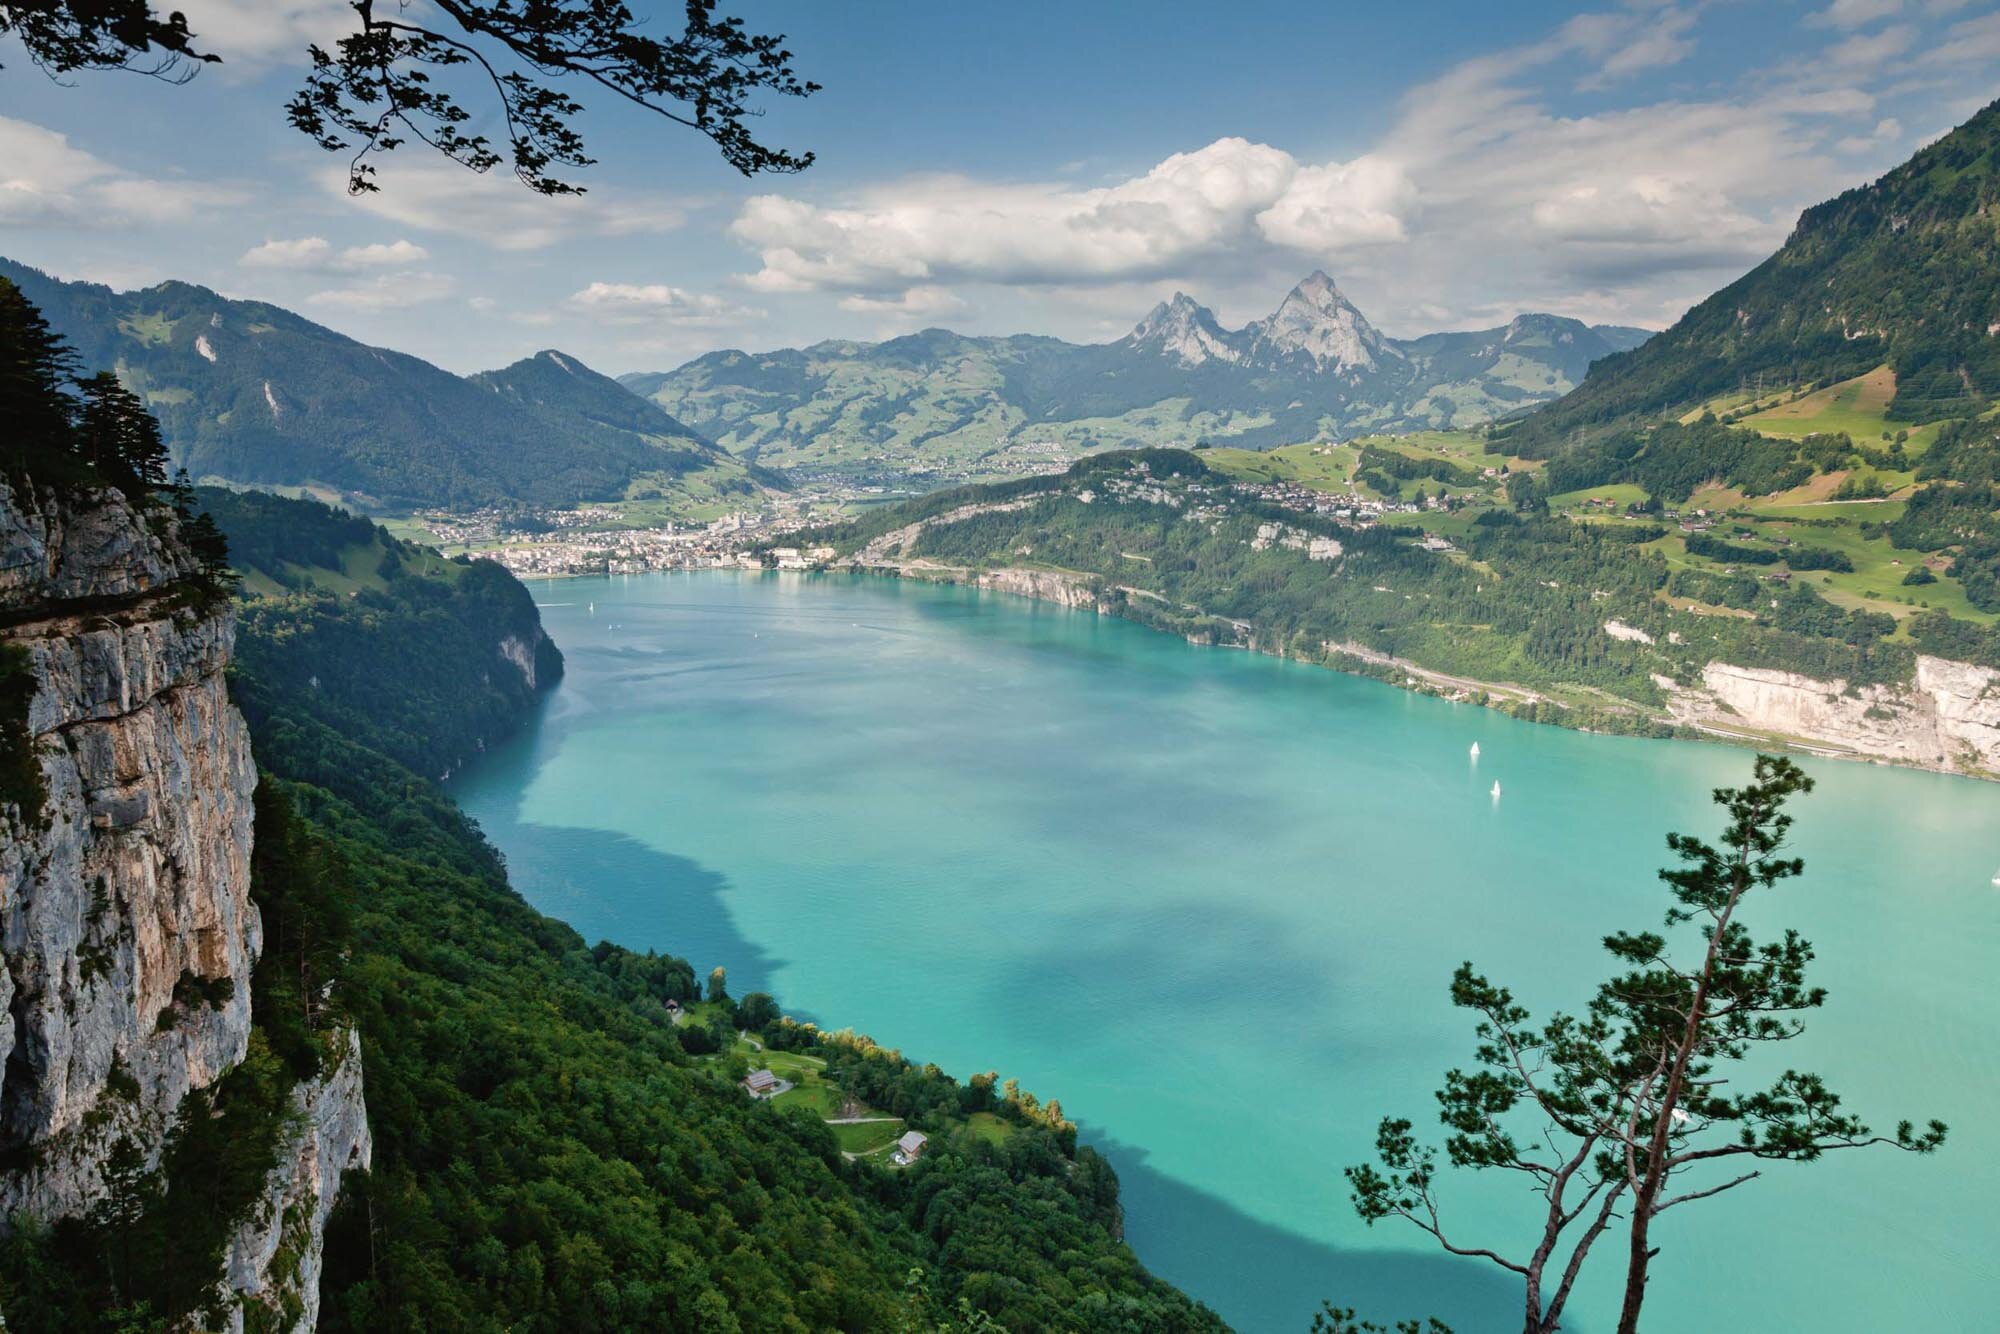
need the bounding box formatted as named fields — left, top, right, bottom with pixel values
left=1490, top=781, right=1502, bottom=798
left=1992, top=869, right=2000, bottom=887
left=588, top=601, right=595, bottom=614
left=1469, top=742, right=1481, bottom=759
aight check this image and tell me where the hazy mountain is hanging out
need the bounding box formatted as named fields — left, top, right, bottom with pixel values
left=1515, top=97, right=2000, bottom=450
left=0, top=258, right=762, bottom=511
left=625, top=272, right=1650, bottom=479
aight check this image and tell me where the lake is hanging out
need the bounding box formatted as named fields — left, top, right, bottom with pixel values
left=452, top=570, right=2000, bottom=1333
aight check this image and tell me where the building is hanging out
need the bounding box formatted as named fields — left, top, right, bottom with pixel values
left=893, top=1130, right=928, bottom=1165
left=744, top=1068, right=781, bottom=1098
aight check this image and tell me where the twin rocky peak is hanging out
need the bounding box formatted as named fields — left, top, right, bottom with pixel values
left=1123, top=270, right=1611, bottom=375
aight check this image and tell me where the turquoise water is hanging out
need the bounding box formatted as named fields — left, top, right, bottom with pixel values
left=452, top=571, right=2000, bottom=1333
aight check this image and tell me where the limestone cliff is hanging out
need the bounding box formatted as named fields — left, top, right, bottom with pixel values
left=1668, top=656, right=2000, bottom=777
left=0, top=479, right=366, bottom=1324
left=0, top=480, right=259, bottom=1220
left=221, top=1029, right=371, bottom=1333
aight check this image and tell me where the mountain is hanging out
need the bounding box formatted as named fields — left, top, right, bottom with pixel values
left=624, top=273, right=1651, bottom=481
left=0, top=258, right=764, bottom=511
left=1514, top=97, right=2000, bottom=450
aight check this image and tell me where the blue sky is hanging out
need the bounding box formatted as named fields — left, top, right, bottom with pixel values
left=2, top=1, right=1997, bottom=374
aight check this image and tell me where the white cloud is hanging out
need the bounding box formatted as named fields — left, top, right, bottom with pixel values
left=1253, top=156, right=1413, bottom=251
left=1824, top=24, right=1916, bottom=66
left=565, top=282, right=759, bottom=327
left=307, top=271, right=455, bottom=311
left=174, top=0, right=352, bottom=65
left=1934, top=10, right=2000, bottom=62
left=1837, top=117, right=1905, bottom=152
left=335, top=160, right=684, bottom=251
left=1806, top=0, right=1903, bottom=29
left=0, top=116, right=236, bottom=227
left=837, top=286, right=970, bottom=318
left=241, top=236, right=430, bottom=273
left=730, top=137, right=1409, bottom=297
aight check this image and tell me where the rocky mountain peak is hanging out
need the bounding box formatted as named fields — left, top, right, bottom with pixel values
left=1126, top=291, right=1241, bottom=366
left=1248, top=270, right=1392, bottom=371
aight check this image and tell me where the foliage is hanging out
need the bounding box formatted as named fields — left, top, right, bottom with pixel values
left=2, top=1, right=815, bottom=196
left=1342, top=757, right=1946, bottom=1334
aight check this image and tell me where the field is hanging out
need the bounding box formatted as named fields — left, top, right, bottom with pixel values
left=1735, top=367, right=1946, bottom=453
left=238, top=532, right=462, bottom=599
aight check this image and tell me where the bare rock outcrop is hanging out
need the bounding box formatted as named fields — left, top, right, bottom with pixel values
left=1669, top=657, right=2000, bottom=776
left=0, top=479, right=367, bottom=1325
left=221, top=1028, right=372, bottom=1334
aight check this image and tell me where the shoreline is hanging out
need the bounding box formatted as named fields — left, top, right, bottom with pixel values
left=837, top=558, right=2000, bottom=786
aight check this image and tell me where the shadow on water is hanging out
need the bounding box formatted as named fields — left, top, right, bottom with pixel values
left=455, top=717, right=786, bottom=995
left=1090, top=1129, right=1543, bottom=1334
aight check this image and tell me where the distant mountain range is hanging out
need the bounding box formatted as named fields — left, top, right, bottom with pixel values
left=1513, top=98, right=2000, bottom=451
left=0, top=258, right=767, bottom=511
left=623, top=273, right=1651, bottom=479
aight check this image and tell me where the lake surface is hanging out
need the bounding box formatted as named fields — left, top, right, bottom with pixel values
left=452, top=570, right=2000, bottom=1333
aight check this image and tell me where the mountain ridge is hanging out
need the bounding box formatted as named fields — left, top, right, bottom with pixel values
left=0, top=259, right=766, bottom=512
left=623, top=274, right=1649, bottom=480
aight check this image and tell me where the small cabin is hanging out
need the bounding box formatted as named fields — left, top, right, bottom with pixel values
left=893, top=1130, right=928, bottom=1165
left=744, top=1069, right=780, bottom=1098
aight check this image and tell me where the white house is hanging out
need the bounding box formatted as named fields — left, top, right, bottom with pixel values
left=893, top=1130, right=929, bottom=1165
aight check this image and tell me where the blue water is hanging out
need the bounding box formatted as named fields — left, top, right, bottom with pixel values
left=452, top=571, right=2000, bottom=1333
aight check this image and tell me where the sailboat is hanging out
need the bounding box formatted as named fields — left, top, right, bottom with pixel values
left=1490, top=780, right=1502, bottom=799
left=1991, top=868, right=2000, bottom=887
left=1469, top=742, right=1481, bottom=759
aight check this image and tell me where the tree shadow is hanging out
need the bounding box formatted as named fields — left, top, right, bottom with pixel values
left=454, top=719, right=785, bottom=994
left=1088, top=1127, right=1557, bottom=1334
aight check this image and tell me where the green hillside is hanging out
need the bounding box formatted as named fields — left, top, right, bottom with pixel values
left=0, top=260, right=763, bottom=512
left=1514, top=98, right=2000, bottom=449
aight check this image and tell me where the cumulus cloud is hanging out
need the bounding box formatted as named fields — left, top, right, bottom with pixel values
left=307, top=271, right=455, bottom=311
left=336, top=161, right=684, bottom=251
left=0, top=116, right=236, bottom=227
left=565, top=282, right=760, bottom=327
left=240, top=236, right=430, bottom=272
left=730, top=138, right=1410, bottom=297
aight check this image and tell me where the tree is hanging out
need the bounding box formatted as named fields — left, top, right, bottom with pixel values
left=75, top=370, right=170, bottom=496
left=1344, top=756, right=1946, bottom=1334
left=2, top=1, right=818, bottom=195
left=705, top=965, right=728, bottom=1004
left=736, top=991, right=780, bottom=1032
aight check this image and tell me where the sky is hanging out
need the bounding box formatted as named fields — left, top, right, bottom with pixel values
left=2, top=0, right=1998, bottom=375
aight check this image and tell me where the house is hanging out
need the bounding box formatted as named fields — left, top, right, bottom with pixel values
left=744, top=1068, right=780, bottom=1098
left=893, top=1130, right=928, bottom=1165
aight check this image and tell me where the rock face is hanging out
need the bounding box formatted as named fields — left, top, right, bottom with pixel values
left=0, top=481, right=259, bottom=1220
left=975, top=566, right=1103, bottom=612
left=1671, top=657, right=2000, bottom=776
left=222, top=1028, right=371, bottom=1334
left=0, top=479, right=367, bottom=1322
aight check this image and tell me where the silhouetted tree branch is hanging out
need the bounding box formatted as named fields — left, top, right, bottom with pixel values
left=0, top=0, right=817, bottom=194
